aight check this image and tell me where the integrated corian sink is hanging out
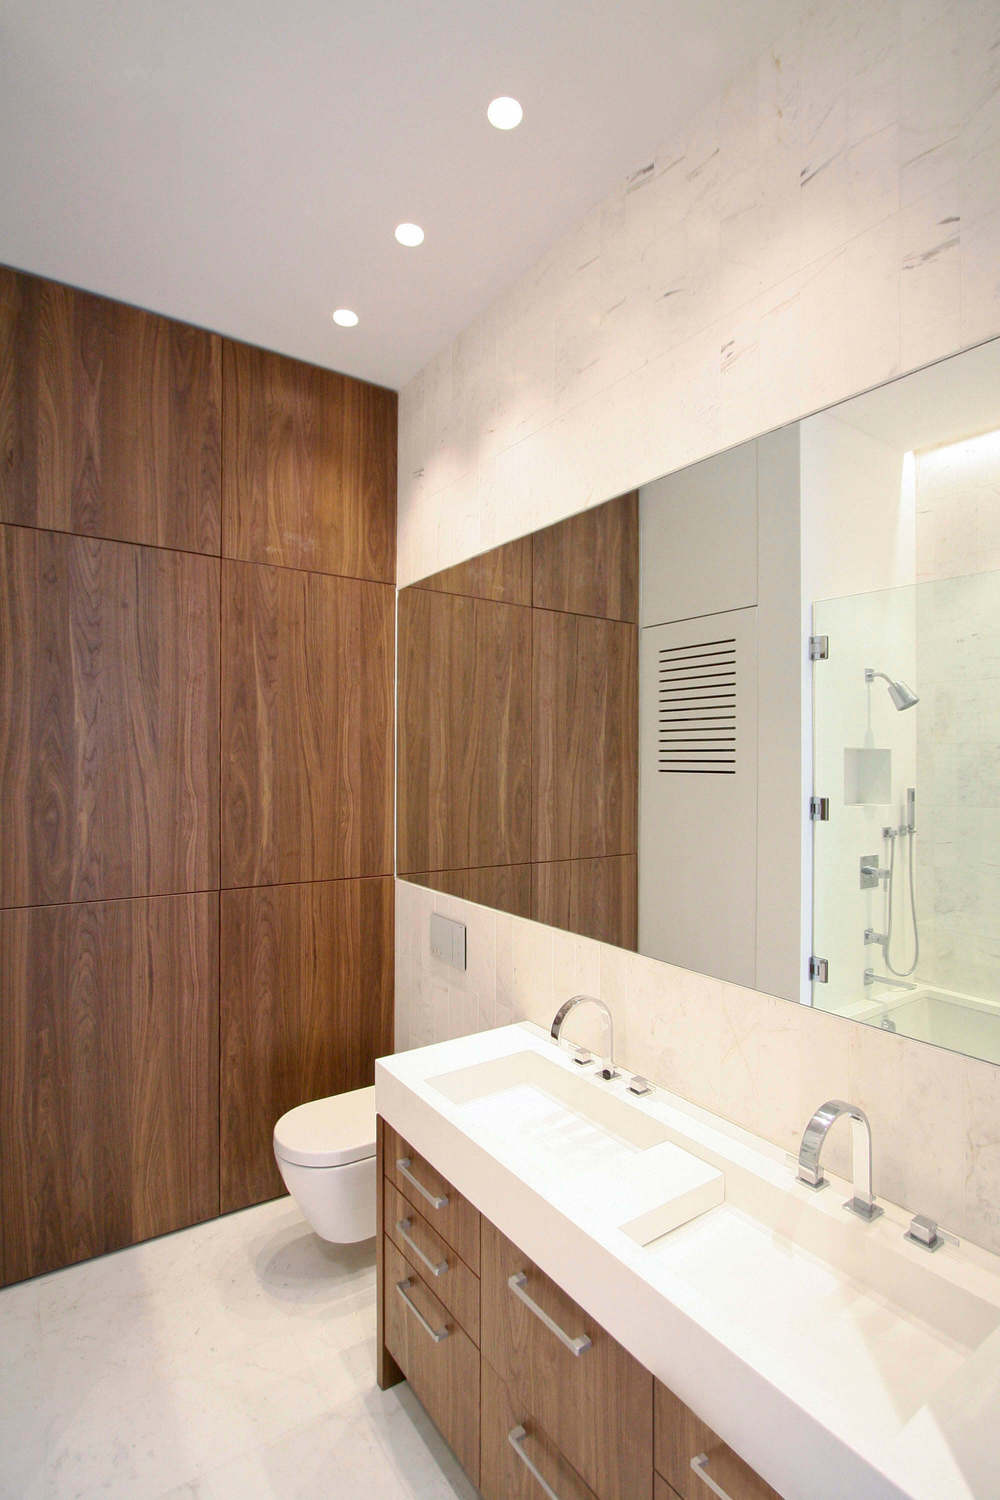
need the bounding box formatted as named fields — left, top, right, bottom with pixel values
left=428, top=1049, right=724, bottom=1245
left=378, top=1024, right=1000, bottom=1498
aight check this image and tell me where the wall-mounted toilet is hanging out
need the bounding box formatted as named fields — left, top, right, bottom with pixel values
left=273, top=1085, right=376, bottom=1243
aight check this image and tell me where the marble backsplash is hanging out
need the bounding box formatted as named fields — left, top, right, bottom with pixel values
left=395, top=877, right=1000, bottom=1256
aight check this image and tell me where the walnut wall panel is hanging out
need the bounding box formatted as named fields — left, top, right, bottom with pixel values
left=413, top=865, right=533, bottom=921
left=0, top=893, right=219, bottom=1284
left=532, top=856, right=637, bottom=949
left=0, top=525, right=220, bottom=908
left=417, top=535, right=532, bottom=605
left=0, top=266, right=221, bottom=554
left=531, top=609, right=638, bottom=863
left=397, top=589, right=532, bottom=876
left=222, top=341, right=396, bottom=581
left=220, top=877, right=394, bottom=1210
left=532, top=492, right=638, bottom=622
left=221, top=562, right=394, bottom=888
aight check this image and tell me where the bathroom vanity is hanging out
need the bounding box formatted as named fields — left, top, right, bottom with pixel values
left=376, top=1024, right=1000, bottom=1500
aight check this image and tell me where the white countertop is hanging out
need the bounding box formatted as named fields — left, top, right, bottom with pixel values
left=375, top=1023, right=1000, bottom=1500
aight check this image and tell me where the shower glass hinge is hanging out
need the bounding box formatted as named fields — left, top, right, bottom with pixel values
left=808, top=795, right=830, bottom=821
left=808, top=634, right=829, bottom=661
left=809, top=956, right=829, bottom=983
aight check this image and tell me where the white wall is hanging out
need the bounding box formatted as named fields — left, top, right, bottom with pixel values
left=395, top=0, right=1000, bottom=1254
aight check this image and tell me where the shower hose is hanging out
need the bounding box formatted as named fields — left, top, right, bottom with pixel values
left=884, top=824, right=919, bottom=978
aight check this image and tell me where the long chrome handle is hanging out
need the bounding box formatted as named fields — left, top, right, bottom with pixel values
left=691, top=1452, right=735, bottom=1500
left=395, top=1278, right=449, bottom=1344
left=397, top=1157, right=448, bottom=1210
left=508, top=1425, right=562, bottom=1499
left=507, top=1272, right=592, bottom=1356
left=396, top=1217, right=448, bottom=1277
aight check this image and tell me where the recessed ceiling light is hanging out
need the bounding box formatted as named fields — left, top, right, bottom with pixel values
left=332, top=308, right=359, bottom=327
left=487, top=96, right=523, bottom=131
left=395, top=222, right=425, bottom=247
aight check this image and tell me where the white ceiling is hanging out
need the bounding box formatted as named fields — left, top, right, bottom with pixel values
left=830, top=339, right=1000, bottom=456
left=0, top=1, right=793, bottom=390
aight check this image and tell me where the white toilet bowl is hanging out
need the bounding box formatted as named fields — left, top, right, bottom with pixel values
left=273, top=1085, right=376, bottom=1243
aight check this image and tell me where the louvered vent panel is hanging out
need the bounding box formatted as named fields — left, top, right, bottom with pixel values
left=658, top=637, right=736, bottom=774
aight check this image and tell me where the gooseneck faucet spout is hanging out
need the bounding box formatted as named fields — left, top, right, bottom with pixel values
left=550, top=995, right=618, bottom=1080
left=797, top=1099, right=883, bottom=1223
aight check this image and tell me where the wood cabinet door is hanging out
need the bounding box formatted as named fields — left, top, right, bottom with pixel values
left=383, top=1237, right=480, bottom=1485
left=481, top=1219, right=652, bottom=1500
left=532, top=491, right=638, bottom=623
left=655, top=1380, right=781, bottom=1500
left=0, top=526, right=220, bottom=908
left=531, top=608, right=638, bottom=863
left=221, top=562, right=393, bottom=887
left=219, top=877, right=392, bottom=1211
left=222, top=340, right=395, bottom=582
left=397, top=587, right=532, bottom=876
left=0, top=267, right=221, bottom=554
left=382, top=1123, right=481, bottom=1271
left=1, top=894, right=219, bottom=1284
left=481, top=1356, right=600, bottom=1500
left=384, top=1179, right=480, bottom=1343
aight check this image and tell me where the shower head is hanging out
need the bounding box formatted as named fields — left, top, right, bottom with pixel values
left=865, top=667, right=919, bottom=711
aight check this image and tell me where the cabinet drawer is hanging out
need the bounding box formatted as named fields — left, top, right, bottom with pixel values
left=655, top=1380, right=780, bottom=1500
left=385, top=1178, right=480, bottom=1344
left=382, top=1122, right=480, bottom=1270
left=481, top=1357, right=600, bottom=1500
left=383, top=1236, right=480, bottom=1485
left=481, top=1218, right=652, bottom=1500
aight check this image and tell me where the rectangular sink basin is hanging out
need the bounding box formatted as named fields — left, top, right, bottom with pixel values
left=428, top=1049, right=724, bottom=1246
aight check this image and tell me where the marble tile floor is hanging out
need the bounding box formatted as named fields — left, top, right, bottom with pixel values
left=0, top=1198, right=479, bottom=1500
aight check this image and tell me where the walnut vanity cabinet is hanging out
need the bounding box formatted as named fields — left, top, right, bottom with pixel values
left=655, top=1380, right=781, bottom=1500
left=479, top=1217, right=653, bottom=1500
left=377, top=1116, right=783, bottom=1500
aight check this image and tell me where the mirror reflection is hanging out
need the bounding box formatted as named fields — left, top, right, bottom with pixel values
left=397, top=337, right=1000, bottom=1067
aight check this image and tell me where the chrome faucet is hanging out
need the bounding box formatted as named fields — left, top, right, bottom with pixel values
left=864, top=968, right=916, bottom=992
left=550, top=995, right=618, bottom=1080
left=797, top=1099, right=883, bottom=1222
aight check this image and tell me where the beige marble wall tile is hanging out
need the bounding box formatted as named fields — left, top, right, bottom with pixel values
left=395, top=878, right=1000, bottom=1255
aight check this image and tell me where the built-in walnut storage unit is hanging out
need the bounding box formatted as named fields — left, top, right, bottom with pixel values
left=377, top=1117, right=780, bottom=1500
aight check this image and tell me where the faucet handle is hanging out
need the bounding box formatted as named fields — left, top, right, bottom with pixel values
left=904, top=1214, right=959, bottom=1252
left=568, top=1043, right=595, bottom=1067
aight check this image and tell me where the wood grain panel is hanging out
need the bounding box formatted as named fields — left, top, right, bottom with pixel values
left=377, top=1117, right=405, bottom=1389
left=0, top=893, right=219, bottom=1284
left=655, top=1380, right=781, bottom=1500
left=0, top=525, right=220, bottom=907
left=383, top=1236, right=480, bottom=1485
left=531, top=608, right=638, bottom=862
left=397, top=588, right=531, bottom=875
left=385, top=1180, right=480, bottom=1343
left=382, top=1122, right=481, bottom=1271
left=481, top=1217, right=653, bottom=1500
left=415, top=535, right=532, bottom=604
left=532, top=855, right=637, bottom=948
left=481, top=1357, right=601, bottom=1500
left=220, top=877, right=393, bottom=1211
left=408, top=865, right=533, bottom=920
left=0, top=266, right=221, bottom=553
left=221, top=561, right=393, bottom=887
left=532, top=492, right=638, bottom=621
left=222, top=340, right=395, bottom=581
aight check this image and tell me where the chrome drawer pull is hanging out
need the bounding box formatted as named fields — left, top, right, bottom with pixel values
left=397, top=1156, right=449, bottom=1210
left=508, top=1425, right=562, bottom=1500
left=395, top=1277, right=449, bottom=1344
left=507, top=1272, right=592, bottom=1356
left=396, top=1217, right=448, bottom=1277
left=691, top=1452, right=735, bottom=1500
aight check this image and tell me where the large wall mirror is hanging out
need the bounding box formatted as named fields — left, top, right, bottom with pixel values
left=397, top=336, right=1000, bottom=1069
